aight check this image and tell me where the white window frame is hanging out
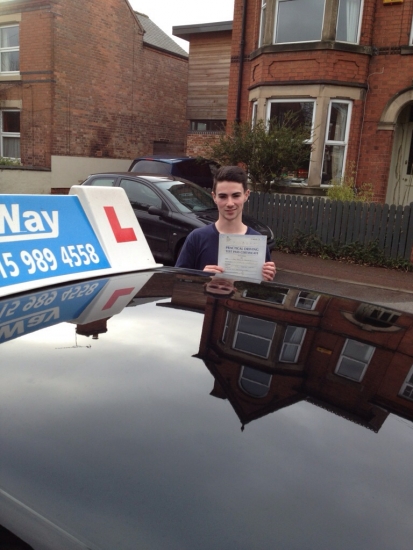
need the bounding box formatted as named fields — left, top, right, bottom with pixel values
left=1, top=109, right=20, bottom=159
left=336, top=0, right=364, bottom=44
left=279, top=326, right=307, bottom=363
left=295, top=291, right=320, bottom=311
left=233, top=315, right=276, bottom=359
left=266, top=98, right=316, bottom=142
left=409, top=15, right=413, bottom=45
left=0, top=24, right=19, bottom=74
left=259, top=0, right=267, bottom=47
left=335, top=338, right=375, bottom=382
left=274, top=0, right=326, bottom=45
left=399, top=365, right=413, bottom=402
left=266, top=98, right=316, bottom=180
left=251, top=101, right=258, bottom=128
left=321, top=100, right=352, bottom=185
left=239, top=365, right=273, bottom=398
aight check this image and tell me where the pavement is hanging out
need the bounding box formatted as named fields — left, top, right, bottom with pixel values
left=271, top=250, right=413, bottom=313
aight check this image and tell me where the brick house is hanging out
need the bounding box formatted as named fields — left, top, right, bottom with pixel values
left=177, top=0, right=413, bottom=206
left=196, top=282, right=413, bottom=430
left=0, top=0, right=188, bottom=194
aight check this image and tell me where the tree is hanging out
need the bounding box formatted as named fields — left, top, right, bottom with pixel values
left=206, top=113, right=313, bottom=190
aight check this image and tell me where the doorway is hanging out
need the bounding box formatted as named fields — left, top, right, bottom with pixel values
left=387, top=104, right=413, bottom=205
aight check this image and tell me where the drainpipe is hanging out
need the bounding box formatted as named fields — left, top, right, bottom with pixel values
left=235, top=0, right=248, bottom=124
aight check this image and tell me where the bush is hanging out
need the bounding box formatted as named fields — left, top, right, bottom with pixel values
left=326, top=163, right=375, bottom=203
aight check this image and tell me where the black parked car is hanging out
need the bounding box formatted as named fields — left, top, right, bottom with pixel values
left=81, top=172, right=275, bottom=264
left=128, top=155, right=218, bottom=188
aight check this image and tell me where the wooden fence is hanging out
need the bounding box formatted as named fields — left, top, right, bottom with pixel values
left=245, top=193, right=413, bottom=261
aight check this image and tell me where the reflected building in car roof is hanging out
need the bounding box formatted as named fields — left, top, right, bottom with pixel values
left=195, top=279, right=413, bottom=432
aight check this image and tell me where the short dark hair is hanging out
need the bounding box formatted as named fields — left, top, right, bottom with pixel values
left=213, top=165, right=248, bottom=192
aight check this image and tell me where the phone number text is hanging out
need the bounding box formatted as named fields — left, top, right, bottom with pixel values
left=0, top=244, right=100, bottom=279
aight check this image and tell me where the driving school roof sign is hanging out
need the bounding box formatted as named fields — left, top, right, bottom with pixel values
left=0, top=186, right=159, bottom=297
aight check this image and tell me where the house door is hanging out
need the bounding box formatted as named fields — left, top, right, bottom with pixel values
left=386, top=105, right=413, bottom=206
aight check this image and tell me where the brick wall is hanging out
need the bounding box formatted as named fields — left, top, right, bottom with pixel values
left=186, top=132, right=222, bottom=158
left=0, top=0, right=188, bottom=170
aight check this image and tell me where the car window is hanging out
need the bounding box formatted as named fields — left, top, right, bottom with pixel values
left=119, top=179, right=163, bottom=208
left=177, top=160, right=212, bottom=181
left=130, top=160, right=171, bottom=175
left=156, top=180, right=216, bottom=212
left=87, top=177, right=117, bottom=186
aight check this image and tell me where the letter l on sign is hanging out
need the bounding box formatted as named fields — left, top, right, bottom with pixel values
left=104, top=206, right=137, bottom=243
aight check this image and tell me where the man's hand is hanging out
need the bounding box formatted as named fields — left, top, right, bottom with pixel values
left=262, top=261, right=276, bottom=281
left=203, top=265, right=225, bottom=274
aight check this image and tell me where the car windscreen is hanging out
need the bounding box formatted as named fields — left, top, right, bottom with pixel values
left=156, top=181, right=216, bottom=212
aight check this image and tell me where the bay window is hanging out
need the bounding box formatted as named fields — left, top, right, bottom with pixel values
left=1, top=110, right=20, bottom=158
left=336, top=0, right=363, bottom=43
left=274, top=0, right=325, bottom=44
left=322, top=101, right=352, bottom=184
left=267, top=99, right=315, bottom=180
left=259, top=0, right=267, bottom=47
left=0, top=25, right=19, bottom=73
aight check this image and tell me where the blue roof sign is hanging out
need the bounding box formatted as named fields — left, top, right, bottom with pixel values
left=0, top=186, right=158, bottom=297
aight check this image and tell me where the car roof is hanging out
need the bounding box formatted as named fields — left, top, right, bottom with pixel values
left=131, top=156, right=194, bottom=164
left=2, top=267, right=413, bottom=549
left=85, top=172, right=199, bottom=184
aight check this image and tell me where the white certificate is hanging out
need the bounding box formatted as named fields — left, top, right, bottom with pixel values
left=217, top=234, right=267, bottom=280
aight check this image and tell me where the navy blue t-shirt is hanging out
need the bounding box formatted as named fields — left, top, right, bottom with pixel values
left=175, top=223, right=271, bottom=271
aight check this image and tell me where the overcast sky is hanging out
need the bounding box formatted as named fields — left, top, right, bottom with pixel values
left=129, top=0, right=235, bottom=51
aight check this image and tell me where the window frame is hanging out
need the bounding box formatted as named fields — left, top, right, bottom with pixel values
left=321, top=100, right=352, bottom=185
left=1, top=109, right=20, bottom=159
left=239, top=365, right=273, bottom=398
left=259, top=0, right=267, bottom=47
left=232, top=314, right=277, bottom=359
left=266, top=98, right=316, bottom=180
left=279, top=326, right=307, bottom=363
left=273, top=0, right=326, bottom=45
left=336, top=0, right=364, bottom=45
left=0, top=24, right=19, bottom=75
left=335, top=338, right=375, bottom=382
left=399, top=365, right=413, bottom=402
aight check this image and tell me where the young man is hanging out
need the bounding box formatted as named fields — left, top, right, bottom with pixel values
left=175, top=165, right=276, bottom=281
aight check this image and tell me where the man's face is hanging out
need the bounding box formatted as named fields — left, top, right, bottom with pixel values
left=212, top=180, right=250, bottom=223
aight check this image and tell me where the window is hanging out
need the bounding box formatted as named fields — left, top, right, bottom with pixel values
left=251, top=101, right=258, bottom=128
left=335, top=339, right=375, bottom=381
left=279, top=326, right=306, bottom=363
left=336, top=0, right=363, bottom=44
left=239, top=365, right=272, bottom=398
left=322, top=101, right=352, bottom=184
left=267, top=99, right=315, bottom=178
left=399, top=366, right=413, bottom=402
left=87, top=177, right=117, bottom=187
left=119, top=179, right=163, bottom=209
left=233, top=315, right=276, bottom=359
left=274, top=0, right=325, bottom=44
left=259, top=0, right=267, bottom=47
left=0, top=25, right=19, bottom=73
left=354, top=304, right=400, bottom=328
left=1, top=110, right=20, bottom=158
left=190, top=120, right=226, bottom=132
left=295, top=291, right=320, bottom=310
left=243, top=286, right=288, bottom=305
